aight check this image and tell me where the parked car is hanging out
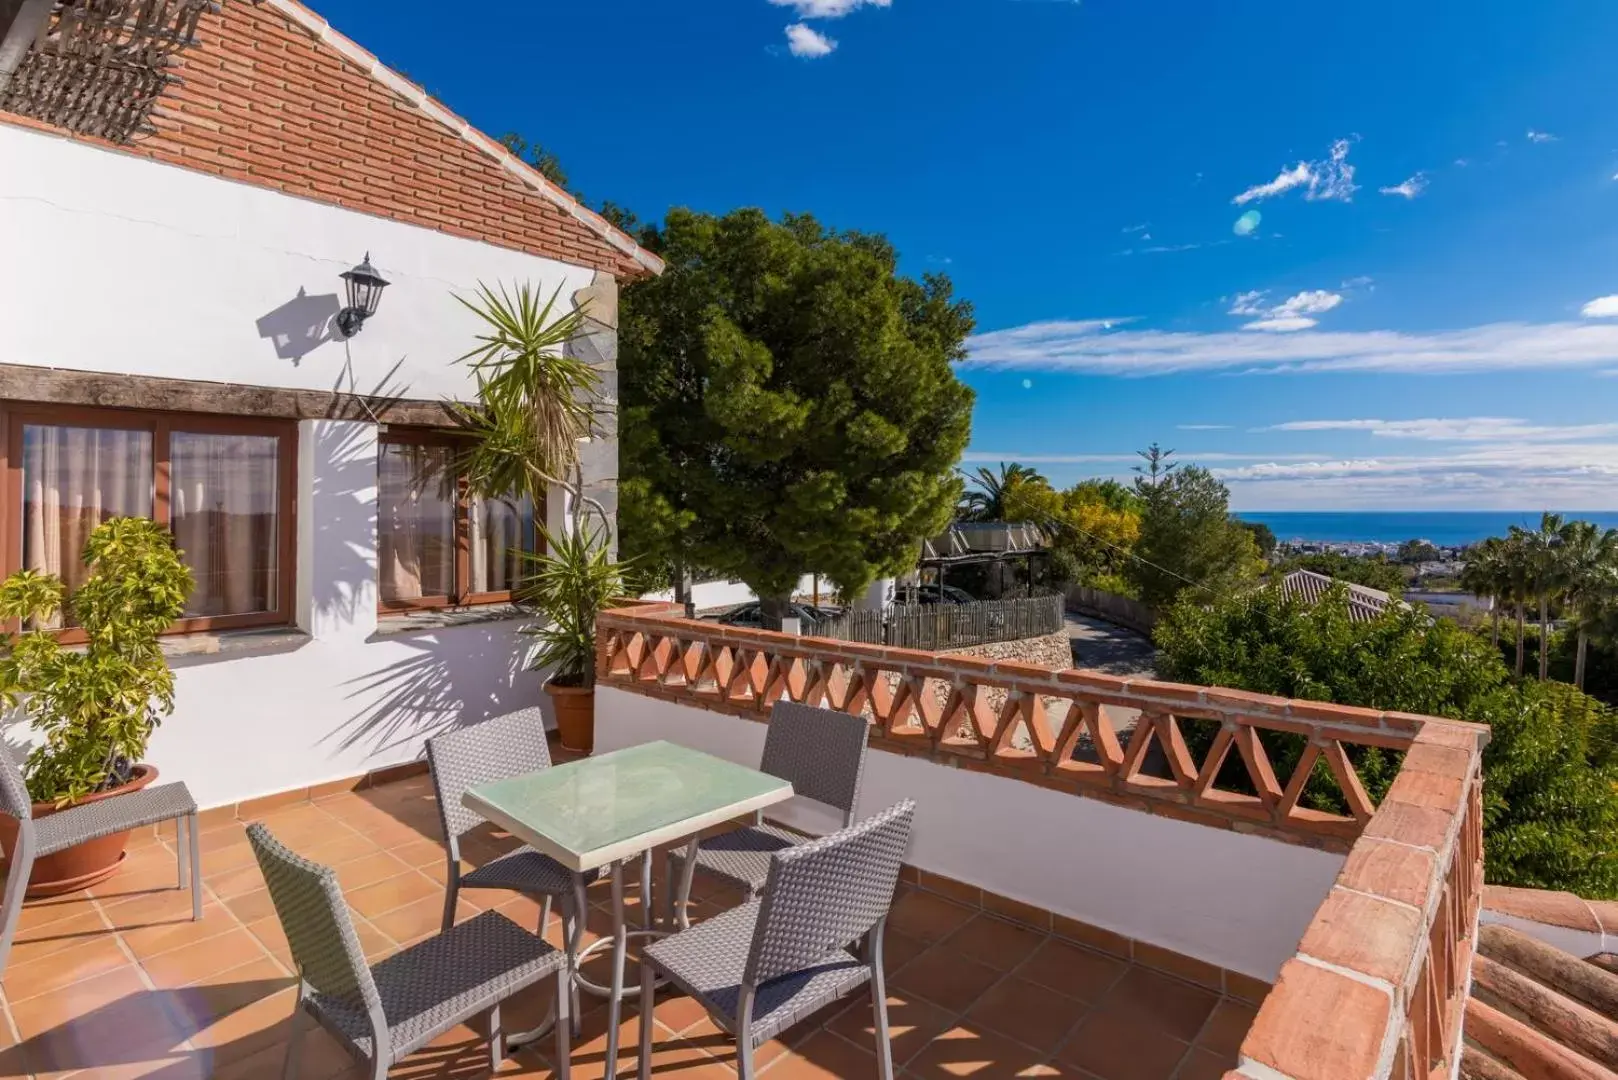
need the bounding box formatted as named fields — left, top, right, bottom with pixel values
left=711, top=601, right=840, bottom=628
left=912, top=584, right=977, bottom=606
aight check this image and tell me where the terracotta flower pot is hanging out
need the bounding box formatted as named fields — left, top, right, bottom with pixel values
left=0, top=764, right=159, bottom=899
left=547, top=682, right=596, bottom=755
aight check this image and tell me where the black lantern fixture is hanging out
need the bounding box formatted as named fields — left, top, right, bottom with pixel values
left=335, top=253, right=389, bottom=337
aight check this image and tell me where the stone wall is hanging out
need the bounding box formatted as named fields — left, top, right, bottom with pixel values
left=945, top=629, right=1073, bottom=670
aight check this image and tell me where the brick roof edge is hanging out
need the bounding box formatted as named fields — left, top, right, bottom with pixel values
left=263, top=0, right=664, bottom=280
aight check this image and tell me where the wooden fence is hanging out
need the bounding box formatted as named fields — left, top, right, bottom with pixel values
left=1064, top=585, right=1157, bottom=635
left=804, top=592, right=1065, bottom=650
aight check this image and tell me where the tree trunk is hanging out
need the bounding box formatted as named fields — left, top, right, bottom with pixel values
left=1539, top=595, right=1551, bottom=681
left=1577, top=629, right=1589, bottom=690
left=1516, top=603, right=1527, bottom=679
left=1490, top=607, right=1501, bottom=648
left=758, top=594, right=793, bottom=633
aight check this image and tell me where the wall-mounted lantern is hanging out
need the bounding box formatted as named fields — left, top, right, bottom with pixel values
left=335, top=253, right=389, bottom=337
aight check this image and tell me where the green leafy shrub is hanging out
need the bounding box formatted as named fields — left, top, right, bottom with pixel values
left=0, top=518, right=193, bottom=805
left=1156, top=582, right=1618, bottom=896
left=518, top=525, right=627, bottom=689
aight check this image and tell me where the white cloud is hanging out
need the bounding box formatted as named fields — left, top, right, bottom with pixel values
left=1243, top=317, right=1319, bottom=333
left=1228, top=291, right=1268, bottom=316
left=1233, top=138, right=1357, bottom=206
left=1527, top=129, right=1558, bottom=143
left=1379, top=173, right=1428, bottom=199
left=1263, top=417, right=1618, bottom=441
left=962, top=318, right=1618, bottom=376
left=1233, top=162, right=1315, bottom=206
left=785, top=23, right=837, bottom=56
left=1270, top=290, right=1343, bottom=318
left=1228, top=289, right=1343, bottom=332
left=770, top=0, right=890, bottom=16
left=1582, top=296, right=1618, bottom=318
left=1122, top=223, right=1150, bottom=234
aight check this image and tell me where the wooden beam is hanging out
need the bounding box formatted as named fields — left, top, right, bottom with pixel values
left=0, top=363, right=461, bottom=427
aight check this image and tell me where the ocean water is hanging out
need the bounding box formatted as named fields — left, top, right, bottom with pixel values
left=1233, top=511, right=1618, bottom=547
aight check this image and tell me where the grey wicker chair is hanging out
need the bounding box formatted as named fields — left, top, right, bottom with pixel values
left=667, top=701, right=870, bottom=929
left=639, top=799, right=915, bottom=1080
left=247, top=822, right=571, bottom=1080
left=426, top=708, right=599, bottom=931
left=0, top=746, right=199, bottom=973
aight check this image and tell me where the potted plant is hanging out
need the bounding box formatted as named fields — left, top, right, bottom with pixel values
left=519, top=525, right=626, bottom=753
left=0, top=517, right=193, bottom=896
left=451, top=281, right=628, bottom=751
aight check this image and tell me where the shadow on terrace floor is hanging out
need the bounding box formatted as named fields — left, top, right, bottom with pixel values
left=0, top=762, right=1257, bottom=1079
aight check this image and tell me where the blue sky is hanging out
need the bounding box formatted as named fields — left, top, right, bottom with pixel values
left=317, top=0, right=1618, bottom=510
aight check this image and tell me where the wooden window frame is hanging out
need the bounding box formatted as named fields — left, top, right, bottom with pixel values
left=0, top=402, right=298, bottom=640
left=377, top=429, right=543, bottom=614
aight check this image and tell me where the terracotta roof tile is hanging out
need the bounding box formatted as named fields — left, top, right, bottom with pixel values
left=1, top=0, right=661, bottom=281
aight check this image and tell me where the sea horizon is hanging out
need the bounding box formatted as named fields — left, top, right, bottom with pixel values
left=1232, top=510, right=1618, bottom=547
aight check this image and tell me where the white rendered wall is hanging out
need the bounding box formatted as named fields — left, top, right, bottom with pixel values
left=145, top=420, right=547, bottom=810
left=0, top=123, right=597, bottom=401
left=596, top=686, right=1345, bottom=982
left=640, top=574, right=822, bottom=611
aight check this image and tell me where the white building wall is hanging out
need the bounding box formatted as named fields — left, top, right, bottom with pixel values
left=0, top=126, right=608, bottom=810
left=0, top=122, right=596, bottom=401
left=596, top=686, right=1346, bottom=982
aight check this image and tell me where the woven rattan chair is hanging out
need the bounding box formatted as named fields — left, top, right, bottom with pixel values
left=667, top=701, right=869, bottom=929
left=426, top=709, right=599, bottom=931
left=639, top=799, right=915, bottom=1080
left=247, top=822, right=571, bottom=1079
left=0, top=746, right=199, bottom=973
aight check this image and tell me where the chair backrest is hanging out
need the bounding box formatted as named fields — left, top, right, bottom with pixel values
left=247, top=823, right=384, bottom=1024
left=743, top=799, right=915, bottom=988
left=0, top=744, right=32, bottom=823
left=760, top=702, right=870, bottom=825
left=426, top=707, right=552, bottom=848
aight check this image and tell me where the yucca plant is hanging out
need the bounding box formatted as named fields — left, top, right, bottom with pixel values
left=450, top=281, right=599, bottom=517
left=517, top=525, right=626, bottom=688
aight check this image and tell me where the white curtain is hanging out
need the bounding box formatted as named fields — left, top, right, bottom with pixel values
left=470, top=492, right=532, bottom=594
left=22, top=424, right=153, bottom=626
left=171, top=433, right=279, bottom=617
left=378, top=443, right=455, bottom=602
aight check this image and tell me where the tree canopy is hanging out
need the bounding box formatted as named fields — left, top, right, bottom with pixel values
left=618, top=208, right=976, bottom=612
left=1156, top=581, right=1618, bottom=897
left=1278, top=552, right=1409, bottom=595
left=1127, top=462, right=1260, bottom=608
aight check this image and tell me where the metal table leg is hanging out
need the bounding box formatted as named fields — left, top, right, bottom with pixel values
left=603, top=859, right=628, bottom=1078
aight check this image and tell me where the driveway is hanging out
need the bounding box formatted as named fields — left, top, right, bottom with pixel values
left=1066, top=613, right=1158, bottom=678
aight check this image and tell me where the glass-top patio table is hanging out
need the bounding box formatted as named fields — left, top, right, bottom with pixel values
left=464, top=739, right=794, bottom=1074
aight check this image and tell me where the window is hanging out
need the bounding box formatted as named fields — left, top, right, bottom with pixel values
left=1, top=405, right=296, bottom=635
left=377, top=431, right=540, bottom=611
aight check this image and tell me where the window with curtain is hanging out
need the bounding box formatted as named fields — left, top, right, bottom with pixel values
left=377, top=433, right=539, bottom=611
left=3, top=406, right=295, bottom=635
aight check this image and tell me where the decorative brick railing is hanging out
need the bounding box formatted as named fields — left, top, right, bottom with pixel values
left=597, top=602, right=1491, bottom=1078
left=1232, top=721, right=1487, bottom=1079
left=600, top=603, right=1438, bottom=853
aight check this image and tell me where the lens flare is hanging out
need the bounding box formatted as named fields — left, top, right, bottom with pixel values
left=1021, top=378, right=1033, bottom=389
left=1234, top=210, right=1262, bottom=237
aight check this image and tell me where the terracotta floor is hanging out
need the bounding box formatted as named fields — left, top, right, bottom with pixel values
left=0, top=764, right=1257, bottom=1079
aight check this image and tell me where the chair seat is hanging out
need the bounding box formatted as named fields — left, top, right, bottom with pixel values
left=461, top=846, right=597, bottom=896
left=643, top=900, right=870, bottom=1047
left=669, top=823, right=802, bottom=896
left=35, top=782, right=197, bottom=857
left=311, top=910, right=562, bottom=1060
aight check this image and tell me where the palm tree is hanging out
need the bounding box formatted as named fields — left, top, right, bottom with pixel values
left=1558, top=520, right=1618, bottom=690
left=1501, top=529, right=1534, bottom=678
left=1508, top=514, right=1569, bottom=681
left=959, top=463, right=1045, bottom=522
left=1460, top=537, right=1507, bottom=647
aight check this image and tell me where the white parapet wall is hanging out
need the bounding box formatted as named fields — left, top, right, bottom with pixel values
left=597, top=684, right=1345, bottom=982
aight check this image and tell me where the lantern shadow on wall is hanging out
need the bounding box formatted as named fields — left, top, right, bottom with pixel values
left=255, top=288, right=341, bottom=365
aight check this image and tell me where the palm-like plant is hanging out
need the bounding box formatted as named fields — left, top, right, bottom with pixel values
left=1460, top=537, right=1507, bottom=647
left=1501, top=529, right=1534, bottom=678
left=1559, top=520, right=1618, bottom=690
left=450, top=282, right=598, bottom=518
left=517, top=525, right=626, bottom=688
left=959, top=462, right=1045, bottom=522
